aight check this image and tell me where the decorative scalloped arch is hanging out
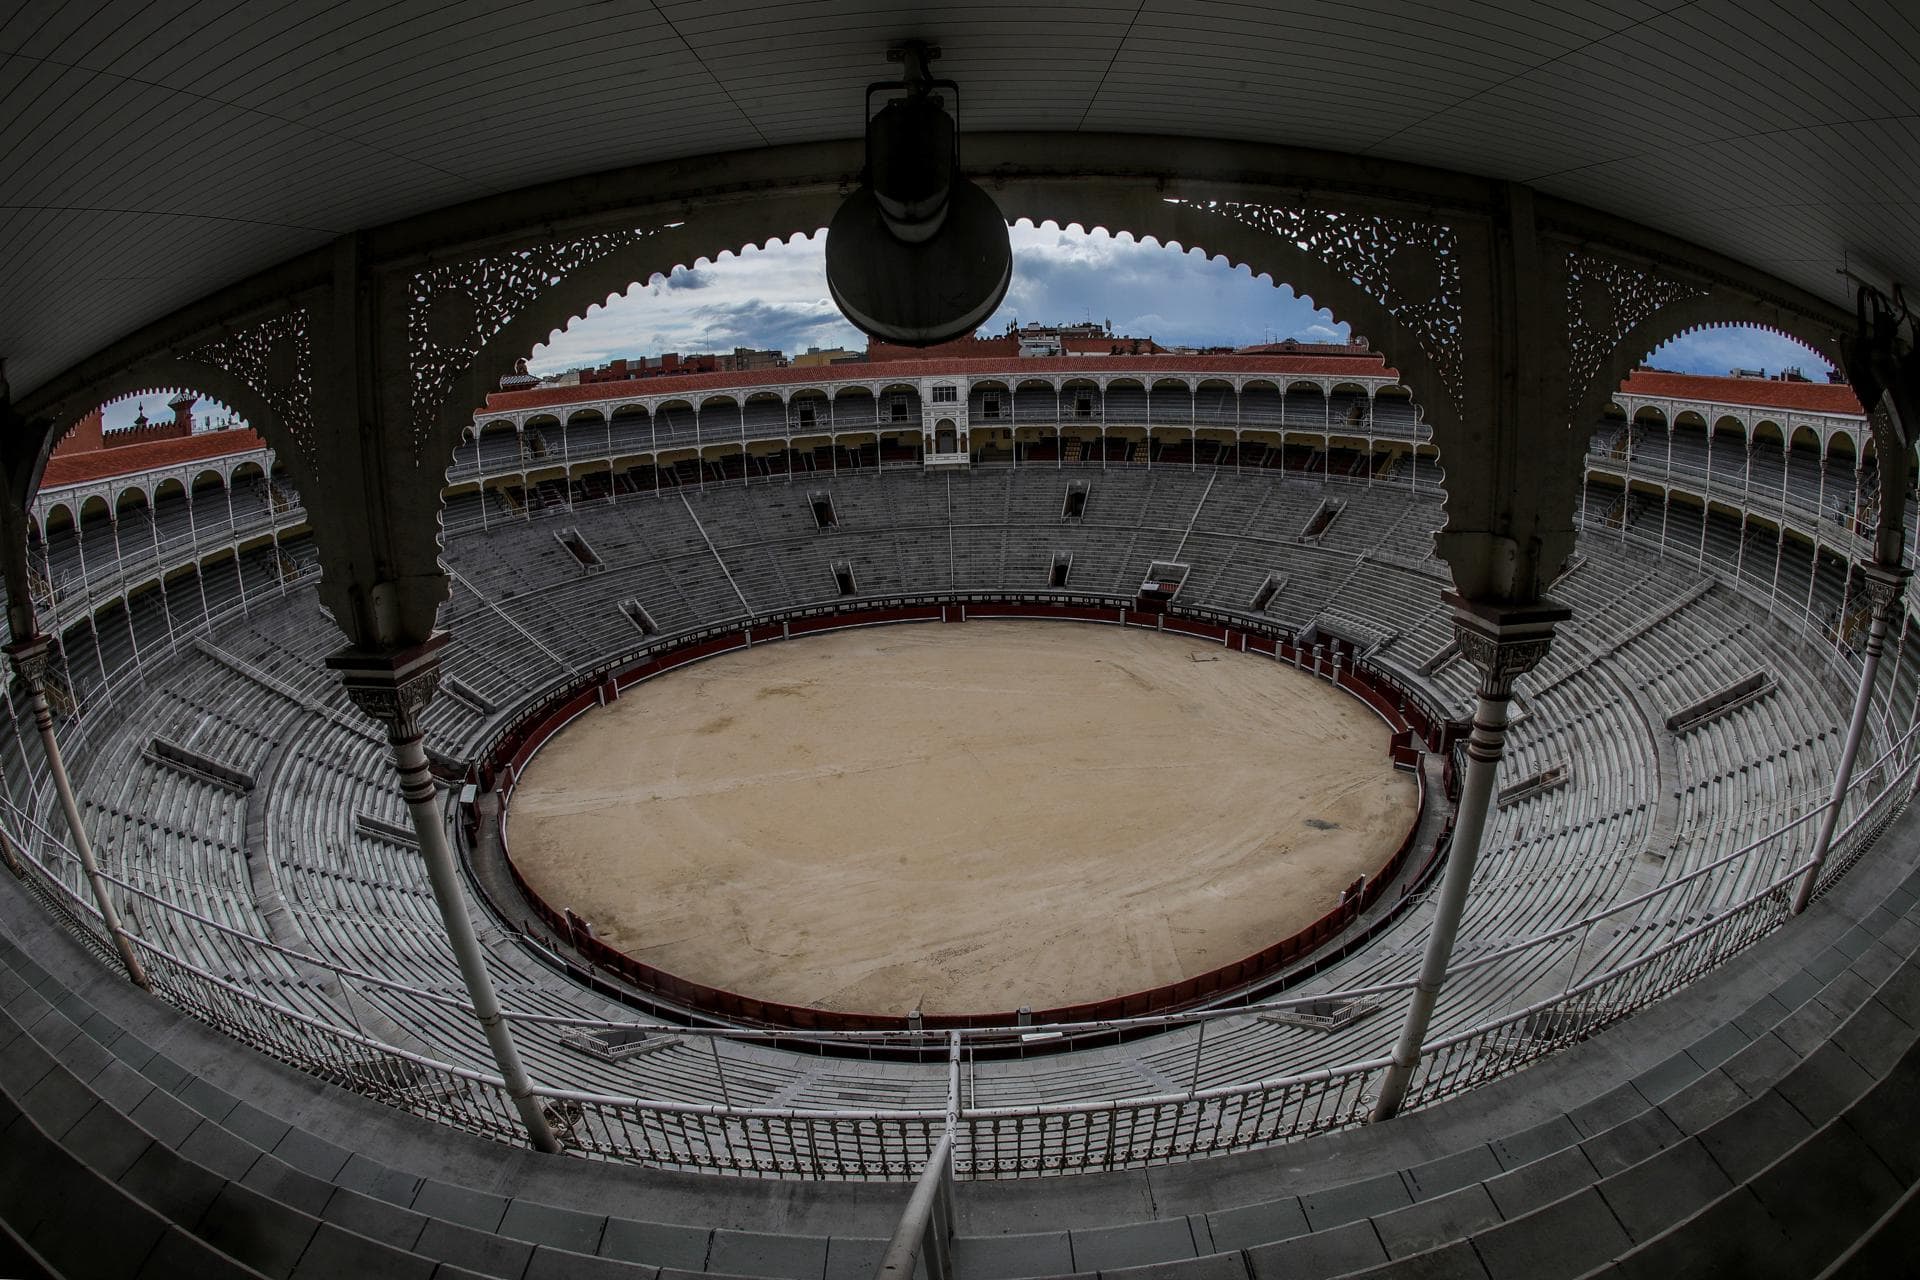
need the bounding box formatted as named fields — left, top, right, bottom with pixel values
left=27, top=361, right=294, bottom=510
left=1575, top=291, right=1852, bottom=443
left=423, top=186, right=1463, bottom=489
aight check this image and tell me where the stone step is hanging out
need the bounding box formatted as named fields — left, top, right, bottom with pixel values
left=0, top=882, right=896, bottom=1278
left=941, top=855, right=1920, bottom=1277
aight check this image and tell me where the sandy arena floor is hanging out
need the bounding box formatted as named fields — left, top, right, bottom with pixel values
left=507, top=621, right=1418, bottom=1015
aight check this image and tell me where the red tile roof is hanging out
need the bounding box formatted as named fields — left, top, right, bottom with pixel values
left=483, top=352, right=1401, bottom=413
left=1620, top=370, right=1861, bottom=416
left=41, top=429, right=267, bottom=489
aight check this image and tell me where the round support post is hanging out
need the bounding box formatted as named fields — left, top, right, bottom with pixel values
left=7, top=635, right=151, bottom=989
left=1373, top=596, right=1566, bottom=1122
left=330, top=636, right=562, bottom=1154
left=1794, top=566, right=1907, bottom=913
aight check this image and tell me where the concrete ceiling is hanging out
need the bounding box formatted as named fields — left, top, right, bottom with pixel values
left=3, top=0, right=1916, bottom=398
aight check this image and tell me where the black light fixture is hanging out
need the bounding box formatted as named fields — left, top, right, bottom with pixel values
left=825, top=43, right=1012, bottom=347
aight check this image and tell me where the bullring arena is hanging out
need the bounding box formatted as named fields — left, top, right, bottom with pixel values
left=507, top=622, right=1418, bottom=1015
left=9, top=10, right=1920, bottom=1274
left=4, top=346, right=1919, bottom=1274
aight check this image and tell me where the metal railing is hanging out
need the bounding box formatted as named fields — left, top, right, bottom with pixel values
left=443, top=412, right=1434, bottom=482
left=4, top=729, right=1906, bottom=1182
left=35, top=499, right=305, bottom=617
left=877, top=1128, right=956, bottom=1278
left=1403, top=869, right=1803, bottom=1108
left=1, top=458, right=1911, bottom=1188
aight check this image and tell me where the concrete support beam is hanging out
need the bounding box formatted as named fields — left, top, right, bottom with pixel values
left=1847, top=285, right=1920, bottom=571
left=0, top=369, right=57, bottom=643
left=297, top=237, right=452, bottom=650
left=1432, top=185, right=1583, bottom=608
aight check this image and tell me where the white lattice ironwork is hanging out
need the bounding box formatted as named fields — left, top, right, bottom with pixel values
left=185, top=309, right=316, bottom=470
left=1566, top=250, right=1707, bottom=424
left=408, top=230, right=657, bottom=458
left=1172, top=199, right=1465, bottom=412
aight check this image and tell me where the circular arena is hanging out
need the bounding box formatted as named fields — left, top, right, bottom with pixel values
left=505, top=621, right=1422, bottom=1019
left=3, top=12, right=1920, bottom=1276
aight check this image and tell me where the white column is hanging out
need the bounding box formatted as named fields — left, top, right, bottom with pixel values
left=330, top=638, right=561, bottom=1152
left=8, top=635, right=150, bottom=989
left=1373, top=598, right=1565, bottom=1120
left=1794, top=567, right=1906, bottom=913
left=605, top=415, right=616, bottom=503
left=1770, top=527, right=1785, bottom=612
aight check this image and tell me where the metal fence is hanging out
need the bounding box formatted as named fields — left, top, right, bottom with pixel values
left=5, top=731, right=1906, bottom=1181
left=1, top=477, right=1911, bottom=1182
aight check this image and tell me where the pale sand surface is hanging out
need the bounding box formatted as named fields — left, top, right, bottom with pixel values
left=508, top=622, right=1417, bottom=1015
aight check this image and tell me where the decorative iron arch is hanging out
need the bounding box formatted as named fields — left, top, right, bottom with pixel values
left=25, top=361, right=296, bottom=516
left=1574, top=289, right=1851, bottom=445
left=424, top=186, right=1466, bottom=496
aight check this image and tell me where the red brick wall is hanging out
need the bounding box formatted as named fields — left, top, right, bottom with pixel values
left=53, top=408, right=104, bottom=457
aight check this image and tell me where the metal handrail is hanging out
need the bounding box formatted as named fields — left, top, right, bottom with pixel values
left=875, top=1128, right=956, bottom=1279
left=2, top=462, right=1911, bottom=1177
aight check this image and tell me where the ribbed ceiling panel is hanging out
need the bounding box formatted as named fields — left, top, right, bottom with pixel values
left=2, top=0, right=1915, bottom=395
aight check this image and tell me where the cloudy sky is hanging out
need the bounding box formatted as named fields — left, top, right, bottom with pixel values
left=101, top=225, right=1829, bottom=431
left=523, top=223, right=1830, bottom=381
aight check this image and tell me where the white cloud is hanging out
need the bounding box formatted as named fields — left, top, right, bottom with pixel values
left=530, top=225, right=1354, bottom=372
left=531, top=232, right=861, bottom=374
left=525, top=227, right=1829, bottom=393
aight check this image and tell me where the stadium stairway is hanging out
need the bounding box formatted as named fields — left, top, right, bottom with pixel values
left=1, top=807, right=1917, bottom=1279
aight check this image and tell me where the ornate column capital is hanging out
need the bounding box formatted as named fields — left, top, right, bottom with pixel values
left=1445, top=593, right=1572, bottom=700
left=1860, top=563, right=1911, bottom=617
left=4, top=633, right=54, bottom=688
left=325, top=633, right=449, bottom=742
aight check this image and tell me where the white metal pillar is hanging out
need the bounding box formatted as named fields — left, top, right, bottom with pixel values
left=1794, top=566, right=1907, bottom=913
left=330, top=637, right=561, bottom=1152
left=1373, top=597, right=1565, bottom=1120
left=7, top=634, right=150, bottom=989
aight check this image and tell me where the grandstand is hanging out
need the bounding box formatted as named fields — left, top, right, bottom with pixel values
left=2, top=352, right=1916, bottom=1276
left=4, top=10, right=1919, bottom=1267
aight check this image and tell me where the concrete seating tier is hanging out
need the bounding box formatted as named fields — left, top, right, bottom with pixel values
left=0, top=461, right=1905, bottom=1276
left=0, top=772, right=1914, bottom=1278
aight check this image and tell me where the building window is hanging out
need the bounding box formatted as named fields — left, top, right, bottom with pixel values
left=889, top=393, right=910, bottom=422
left=932, top=385, right=957, bottom=403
